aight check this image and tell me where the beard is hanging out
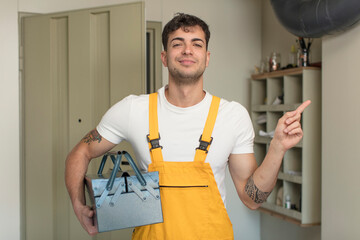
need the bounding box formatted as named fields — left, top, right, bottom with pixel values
left=168, top=65, right=206, bottom=86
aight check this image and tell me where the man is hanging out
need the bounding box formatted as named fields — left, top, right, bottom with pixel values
left=65, top=13, right=310, bottom=239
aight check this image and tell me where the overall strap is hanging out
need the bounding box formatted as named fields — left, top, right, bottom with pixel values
left=194, top=96, right=221, bottom=162
left=147, top=93, right=164, bottom=163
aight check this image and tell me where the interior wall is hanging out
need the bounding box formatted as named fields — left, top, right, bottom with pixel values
left=322, top=23, right=360, bottom=240
left=260, top=1, right=321, bottom=239
left=146, top=0, right=162, bottom=21
left=0, top=1, right=20, bottom=240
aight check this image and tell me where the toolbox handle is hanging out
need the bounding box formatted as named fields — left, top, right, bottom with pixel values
left=97, top=152, right=122, bottom=175
left=101, top=151, right=147, bottom=192
left=106, top=154, right=122, bottom=191
left=121, top=151, right=147, bottom=186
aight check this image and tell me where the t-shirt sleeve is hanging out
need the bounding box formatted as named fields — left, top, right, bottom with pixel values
left=231, top=103, right=255, bottom=154
left=96, top=95, right=134, bottom=144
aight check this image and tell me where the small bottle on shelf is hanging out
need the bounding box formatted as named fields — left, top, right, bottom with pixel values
left=269, top=52, right=281, bottom=72
left=288, top=45, right=297, bottom=67
left=285, top=195, right=291, bottom=209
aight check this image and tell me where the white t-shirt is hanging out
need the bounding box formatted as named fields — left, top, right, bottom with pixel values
left=97, top=86, right=254, bottom=204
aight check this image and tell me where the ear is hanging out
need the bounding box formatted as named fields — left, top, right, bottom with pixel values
left=205, top=51, right=210, bottom=67
left=161, top=51, right=168, bottom=67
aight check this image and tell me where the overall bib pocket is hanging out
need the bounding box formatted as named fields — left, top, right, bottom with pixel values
left=159, top=183, right=211, bottom=239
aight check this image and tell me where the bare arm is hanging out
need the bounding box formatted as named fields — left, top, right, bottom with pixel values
left=65, top=129, right=116, bottom=235
left=228, top=145, right=283, bottom=210
left=229, top=101, right=311, bottom=209
left=228, top=153, right=259, bottom=209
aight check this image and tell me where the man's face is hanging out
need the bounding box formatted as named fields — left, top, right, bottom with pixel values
left=161, top=25, right=210, bottom=85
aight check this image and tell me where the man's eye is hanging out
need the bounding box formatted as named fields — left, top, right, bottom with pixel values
left=172, top=43, right=181, bottom=47
left=194, top=43, right=203, bottom=48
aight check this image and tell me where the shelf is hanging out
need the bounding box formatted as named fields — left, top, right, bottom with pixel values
left=254, top=136, right=303, bottom=148
left=251, top=104, right=301, bottom=112
left=261, top=202, right=302, bottom=221
left=259, top=207, right=320, bottom=227
left=254, top=136, right=271, bottom=144
left=278, top=172, right=302, bottom=184
left=251, top=66, right=320, bottom=80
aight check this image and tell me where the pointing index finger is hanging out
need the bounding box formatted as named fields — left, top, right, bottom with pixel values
left=296, top=100, right=311, bottom=114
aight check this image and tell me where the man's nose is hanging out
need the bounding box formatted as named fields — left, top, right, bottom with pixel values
left=182, top=44, right=193, bottom=55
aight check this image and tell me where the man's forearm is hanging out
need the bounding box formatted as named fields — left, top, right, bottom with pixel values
left=65, top=149, right=91, bottom=207
left=245, top=140, right=285, bottom=203
left=64, top=129, right=115, bottom=235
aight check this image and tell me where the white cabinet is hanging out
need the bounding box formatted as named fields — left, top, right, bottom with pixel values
left=251, top=67, right=321, bottom=226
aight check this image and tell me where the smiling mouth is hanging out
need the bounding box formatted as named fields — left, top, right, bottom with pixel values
left=179, top=59, right=196, bottom=65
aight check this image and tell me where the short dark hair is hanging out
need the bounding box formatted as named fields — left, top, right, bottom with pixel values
left=162, top=13, right=210, bottom=51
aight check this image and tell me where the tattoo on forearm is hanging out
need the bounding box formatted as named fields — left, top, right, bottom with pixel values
left=82, top=129, right=102, bottom=145
left=245, top=175, right=271, bottom=204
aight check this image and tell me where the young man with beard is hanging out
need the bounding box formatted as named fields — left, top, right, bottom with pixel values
left=65, top=13, right=310, bottom=239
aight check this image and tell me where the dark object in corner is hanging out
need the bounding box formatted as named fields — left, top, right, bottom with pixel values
left=271, top=0, right=360, bottom=38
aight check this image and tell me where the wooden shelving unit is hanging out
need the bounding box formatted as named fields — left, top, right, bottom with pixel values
left=251, top=67, right=321, bottom=226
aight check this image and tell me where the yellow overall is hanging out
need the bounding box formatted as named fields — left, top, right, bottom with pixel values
left=132, top=93, right=234, bottom=240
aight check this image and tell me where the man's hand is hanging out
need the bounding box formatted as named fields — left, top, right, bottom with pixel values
left=74, top=203, right=98, bottom=236
left=272, top=100, right=311, bottom=152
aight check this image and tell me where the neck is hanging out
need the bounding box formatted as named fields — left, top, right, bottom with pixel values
left=165, top=81, right=205, bottom=108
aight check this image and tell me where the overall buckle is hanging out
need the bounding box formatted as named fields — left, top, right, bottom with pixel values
left=147, top=134, right=163, bottom=151
left=196, top=135, right=213, bottom=153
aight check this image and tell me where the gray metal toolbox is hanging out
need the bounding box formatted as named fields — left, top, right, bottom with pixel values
left=85, top=151, right=163, bottom=233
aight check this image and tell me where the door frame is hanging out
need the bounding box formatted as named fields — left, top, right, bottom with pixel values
left=146, top=21, right=162, bottom=93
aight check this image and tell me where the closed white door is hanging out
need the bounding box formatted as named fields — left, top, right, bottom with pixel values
left=22, top=3, right=145, bottom=240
